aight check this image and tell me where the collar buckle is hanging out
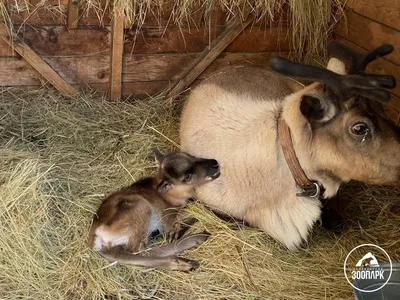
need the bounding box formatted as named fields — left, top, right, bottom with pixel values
left=296, top=182, right=321, bottom=198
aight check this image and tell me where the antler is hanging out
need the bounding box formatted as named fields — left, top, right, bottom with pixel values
left=269, top=56, right=396, bottom=102
left=327, top=41, right=394, bottom=74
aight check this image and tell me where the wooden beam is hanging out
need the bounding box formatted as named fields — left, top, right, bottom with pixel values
left=30, top=0, right=42, bottom=6
left=335, top=10, right=400, bottom=66
left=0, top=52, right=287, bottom=86
left=0, top=23, right=78, bottom=97
left=109, top=7, right=125, bottom=101
left=165, top=15, right=254, bottom=100
left=67, top=0, right=80, bottom=29
left=346, top=0, right=400, bottom=32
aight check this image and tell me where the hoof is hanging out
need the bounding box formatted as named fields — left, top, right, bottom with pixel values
left=188, top=259, right=200, bottom=271
left=175, top=257, right=200, bottom=272
left=194, top=231, right=211, bottom=245
left=199, top=231, right=211, bottom=239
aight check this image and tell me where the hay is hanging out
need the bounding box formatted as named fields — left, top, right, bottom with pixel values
left=0, top=88, right=399, bottom=299
left=1, top=0, right=345, bottom=62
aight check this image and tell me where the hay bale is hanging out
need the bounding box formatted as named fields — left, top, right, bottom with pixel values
left=0, top=89, right=399, bottom=299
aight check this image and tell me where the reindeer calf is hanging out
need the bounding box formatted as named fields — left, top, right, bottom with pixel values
left=88, top=150, right=220, bottom=272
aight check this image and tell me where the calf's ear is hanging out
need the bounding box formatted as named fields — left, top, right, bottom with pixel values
left=153, top=148, right=164, bottom=164
left=157, top=180, right=172, bottom=193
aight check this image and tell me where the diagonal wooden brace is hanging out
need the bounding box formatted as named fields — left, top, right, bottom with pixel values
left=0, top=23, right=79, bottom=97
left=165, top=15, right=254, bottom=101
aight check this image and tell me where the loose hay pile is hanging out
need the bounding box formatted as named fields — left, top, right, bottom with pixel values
left=0, top=89, right=399, bottom=299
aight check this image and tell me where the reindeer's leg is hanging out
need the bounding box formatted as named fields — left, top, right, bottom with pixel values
left=165, top=210, right=199, bottom=241
left=99, top=233, right=210, bottom=272
left=145, top=232, right=210, bottom=257
left=99, top=246, right=200, bottom=272
left=160, top=208, right=188, bottom=241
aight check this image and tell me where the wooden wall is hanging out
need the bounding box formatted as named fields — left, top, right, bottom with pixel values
left=0, top=0, right=290, bottom=99
left=335, top=0, right=400, bottom=120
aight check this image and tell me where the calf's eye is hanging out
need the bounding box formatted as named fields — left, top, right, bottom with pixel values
left=183, top=174, right=192, bottom=182
left=351, top=122, right=370, bottom=136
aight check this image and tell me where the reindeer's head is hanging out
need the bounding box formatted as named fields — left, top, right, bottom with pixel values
left=270, top=43, right=400, bottom=189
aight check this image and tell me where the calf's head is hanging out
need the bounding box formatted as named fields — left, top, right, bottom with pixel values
left=270, top=43, right=400, bottom=187
left=153, top=149, right=220, bottom=205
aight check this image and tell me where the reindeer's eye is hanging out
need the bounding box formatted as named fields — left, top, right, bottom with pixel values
left=351, top=122, right=370, bottom=136
left=183, top=173, right=193, bottom=182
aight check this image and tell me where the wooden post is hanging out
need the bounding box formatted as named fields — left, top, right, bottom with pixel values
left=67, top=0, right=80, bottom=29
left=165, top=15, right=254, bottom=100
left=109, top=7, right=125, bottom=101
left=0, top=24, right=78, bottom=97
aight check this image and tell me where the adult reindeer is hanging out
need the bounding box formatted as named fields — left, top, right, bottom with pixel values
left=180, top=42, right=398, bottom=250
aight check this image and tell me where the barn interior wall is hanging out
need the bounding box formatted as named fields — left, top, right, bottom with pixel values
left=0, top=0, right=291, bottom=99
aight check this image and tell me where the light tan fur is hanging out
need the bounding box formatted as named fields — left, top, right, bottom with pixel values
left=326, top=57, right=346, bottom=75
left=88, top=151, right=220, bottom=271
left=180, top=59, right=400, bottom=250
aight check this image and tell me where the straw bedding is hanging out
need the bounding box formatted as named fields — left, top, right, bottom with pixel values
left=0, top=88, right=399, bottom=299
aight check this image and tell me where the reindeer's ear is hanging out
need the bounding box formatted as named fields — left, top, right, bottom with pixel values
left=300, top=94, right=338, bottom=124
left=153, top=148, right=164, bottom=164
left=157, top=180, right=172, bottom=193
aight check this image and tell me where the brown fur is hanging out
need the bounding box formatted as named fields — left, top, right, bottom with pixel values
left=180, top=50, right=400, bottom=250
left=88, top=151, right=220, bottom=271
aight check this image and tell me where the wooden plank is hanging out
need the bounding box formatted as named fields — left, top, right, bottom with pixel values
left=30, top=0, right=42, bottom=6
left=0, top=58, right=42, bottom=85
left=4, top=24, right=288, bottom=57
left=18, top=25, right=110, bottom=56
left=200, top=52, right=288, bottom=79
left=335, top=10, right=400, bottom=66
left=226, top=26, right=290, bottom=52
left=0, top=39, right=17, bottom=56
left=0, top=56, right=109, bottom=85
left=0, top=24, right=78, bottom=97
left=67, top=0, right=80, bottom=29
left=109, top=7, right=125, bottom=101
left=347, top=0, right=400, bottom=32
left=166, top=16, right=255, bottom=99
left=122, top=54, right=196, bottom=82
left=124, top=26, right=221, bottom=54
left=0, top=50, right=289, bottom=98
left=124, top=25, right=290, bottom=54
left=385, top=94, right=400, bottom=124
left=0, top=52, right=286, bottom=86
left=334, top=36, right=400, bottom=98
